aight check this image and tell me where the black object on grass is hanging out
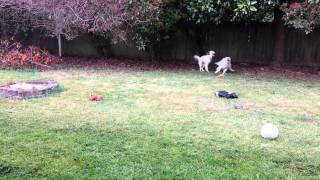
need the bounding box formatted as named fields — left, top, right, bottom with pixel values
left=215, top=91, right=238, bottom=99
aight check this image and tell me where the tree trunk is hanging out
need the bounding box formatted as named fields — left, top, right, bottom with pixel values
left=272, top=2, right=286, bottom=67
left=57, top=33, right=62, bottom=57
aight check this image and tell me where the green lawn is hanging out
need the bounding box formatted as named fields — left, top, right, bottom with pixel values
left=0, top=67, right=319, bottom=179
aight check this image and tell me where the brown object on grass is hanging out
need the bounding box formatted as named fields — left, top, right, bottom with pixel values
left=89, top=94, right=104, bottom=101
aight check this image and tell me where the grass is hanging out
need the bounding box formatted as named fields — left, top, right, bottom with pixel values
left=0, top=67, right=319, bottom=179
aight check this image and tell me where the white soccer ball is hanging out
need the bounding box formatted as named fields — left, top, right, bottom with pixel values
left=260, top=123, right=279, bottom=139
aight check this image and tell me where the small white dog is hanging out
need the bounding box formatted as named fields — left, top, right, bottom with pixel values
left=214, top=57, right=235, bottom=76
left=194, top=50, right=215, bottom=72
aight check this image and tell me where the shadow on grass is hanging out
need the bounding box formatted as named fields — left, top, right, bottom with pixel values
left=1, top=122, right=319, bottom=179
left=43, top=125, right=318, bottom=179
left=28, top=85, right=68, bottom=101
left=44, top=85, right=67, bottom=98
left=0, top=162, right=37, bottom=178
left=0, top=85, right=67, bottom=101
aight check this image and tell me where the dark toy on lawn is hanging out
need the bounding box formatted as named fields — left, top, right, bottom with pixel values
left=215, top=91, right=238, bottom=99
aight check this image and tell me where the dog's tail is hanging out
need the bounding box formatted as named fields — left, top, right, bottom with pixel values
left=194, top=55, right=200, bottom=61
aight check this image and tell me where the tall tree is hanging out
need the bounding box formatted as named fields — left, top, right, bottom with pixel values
left=0, top=0, right=162, bottom=56
left=0, top=0, right=88, bottom=57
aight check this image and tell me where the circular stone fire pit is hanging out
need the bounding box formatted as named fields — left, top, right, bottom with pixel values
left=0, top=80, right=59, bottom=100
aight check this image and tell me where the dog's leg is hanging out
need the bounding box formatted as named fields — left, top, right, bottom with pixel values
left=205, top=63, right=210, bottom=72
left=202, top=62, right=206, bottom=71
left=222, top=68, right=228, bottom=75
left=218, top=68, right=228, bottom=78
left=229, top=64, right=235, bottom=72
left=198, top=61, right=203, bottom=72
left=215, top=66, right=221, bottom=74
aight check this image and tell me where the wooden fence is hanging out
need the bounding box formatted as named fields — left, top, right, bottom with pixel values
left=16, top=22, right=320, bottom=67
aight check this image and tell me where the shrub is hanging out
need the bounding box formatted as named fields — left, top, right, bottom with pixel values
left=0, top=37, right=61, bottom=69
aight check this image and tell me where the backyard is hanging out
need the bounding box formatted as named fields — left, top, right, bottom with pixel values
left=0, top=65, right=319, bottom=179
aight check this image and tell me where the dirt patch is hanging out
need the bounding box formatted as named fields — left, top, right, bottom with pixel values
left=235, top=65, right=320, bottom=81
left=58, top=57, right=320, bottom=80
left=271, top=98, right=320, bottom=115
left=158, top=92, right=229, bottom=112
left=295, top=115, right=320, bottom=127
left=61, top=57, right=194, bottom=72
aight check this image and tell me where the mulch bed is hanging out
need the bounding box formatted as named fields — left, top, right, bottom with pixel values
left=1, top=56, right=319, bottom=80
left=60, top=57, right=320, bottom=80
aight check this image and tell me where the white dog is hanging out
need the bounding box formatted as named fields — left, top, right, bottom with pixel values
left=194, top=50, right=215, bottom=72
left=214, top=57, right=235, bottom=76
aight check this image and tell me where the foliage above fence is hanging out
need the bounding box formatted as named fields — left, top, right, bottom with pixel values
left=130, top=0, right=320, bottom=52
left=282, top=1, right=320, bottom=34
left=0, top=0, right=319, bottom=66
